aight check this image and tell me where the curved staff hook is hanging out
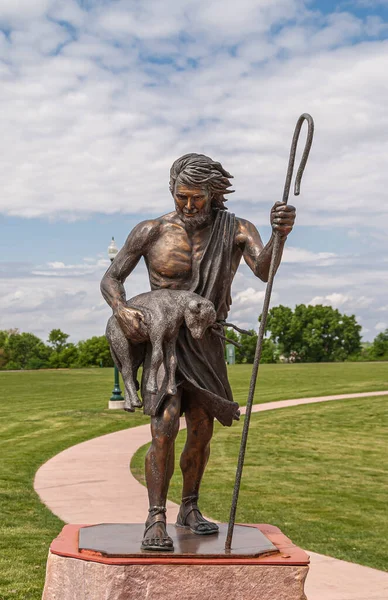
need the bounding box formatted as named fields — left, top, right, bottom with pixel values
left=282, top=113, right=314, bottom=203
left=225, top=113, right=315, bottom=552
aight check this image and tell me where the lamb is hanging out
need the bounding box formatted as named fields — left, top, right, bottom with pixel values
left=106, top=289, right=217, bottom=412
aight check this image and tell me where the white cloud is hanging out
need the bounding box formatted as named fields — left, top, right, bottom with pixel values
left=282, top=247, right=337, bottom=264
left=0, top=257, right=150, bottom=342
left=0, top=1, right=387, bottom=229
left=32, top=258, right=109, bottom=277
left=0, top=0, right=52, bottom=23
left=0, top=249, right=383, bottom=342
left=374, top=321, right=387, bottom=331
left=0, top=1, right=387, bottom=344
left=347, top=229, right=361, bottom=238
left=228, top=283, right=278, bottom=331
left=308, top=293, right=374, bottom=309
left=309, top=293, right=350, bottom=308
left=234, top=287, right=265, bottom=305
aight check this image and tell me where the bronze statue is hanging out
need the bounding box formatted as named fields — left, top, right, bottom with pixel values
left=100, top=153, right=296, bottom=552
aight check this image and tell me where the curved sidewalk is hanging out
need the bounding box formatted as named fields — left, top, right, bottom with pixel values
left=35, top=390, right=388, bottom=600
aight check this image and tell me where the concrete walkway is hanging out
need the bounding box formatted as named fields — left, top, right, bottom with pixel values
left=35, top=390, right=388, bottom=600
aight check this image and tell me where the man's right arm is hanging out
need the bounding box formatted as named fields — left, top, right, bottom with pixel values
left=100, top=219, right=159, bottom=339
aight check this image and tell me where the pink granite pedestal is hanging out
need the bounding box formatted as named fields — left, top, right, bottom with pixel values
left=43, top=524, right=309, bottom=600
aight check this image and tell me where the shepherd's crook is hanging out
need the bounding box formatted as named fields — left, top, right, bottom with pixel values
left=225, top=113, right=314, bottom=551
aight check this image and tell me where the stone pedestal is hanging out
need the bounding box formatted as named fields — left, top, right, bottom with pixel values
left=43, top=524, right=309, bottom=600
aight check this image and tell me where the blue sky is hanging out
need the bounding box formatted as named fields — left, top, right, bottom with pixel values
left=1, top=0, right=388, bottom=342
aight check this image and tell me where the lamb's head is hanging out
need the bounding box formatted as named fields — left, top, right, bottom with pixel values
left=184, top=297, right=217, bottom=339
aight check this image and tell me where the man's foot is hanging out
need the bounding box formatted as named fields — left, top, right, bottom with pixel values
left=175, top=495, right=219, bottom=535
left=141, top=506, right=174, bottom=552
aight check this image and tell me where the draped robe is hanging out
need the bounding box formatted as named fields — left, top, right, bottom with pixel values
left=141, top=209, right=240, bottom=427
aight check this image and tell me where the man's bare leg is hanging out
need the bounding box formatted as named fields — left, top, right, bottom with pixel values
left=177, top=395, right=219, bottom=534
left=143, top=390, right=181, bottom=550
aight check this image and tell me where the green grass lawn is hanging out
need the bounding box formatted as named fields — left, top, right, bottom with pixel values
left=227, top=361, right=388, bottom=405
left=0, top=369, right=148, bottom=600
left=0, top=363, right=387, bottom=599
left=132, top=395, right=388, bottom=571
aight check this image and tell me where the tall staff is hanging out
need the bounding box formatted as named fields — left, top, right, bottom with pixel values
left=225, top=113, right=315, bottom=551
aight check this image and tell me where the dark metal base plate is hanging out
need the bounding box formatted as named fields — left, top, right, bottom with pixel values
left=79, top=523, right=278, bottom=558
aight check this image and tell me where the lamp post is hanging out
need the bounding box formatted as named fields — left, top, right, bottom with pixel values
left=107, top=237, right=124, bottom=409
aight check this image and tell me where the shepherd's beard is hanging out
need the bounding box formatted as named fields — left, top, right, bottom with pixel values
left=175, top=205, right=212, bottom=231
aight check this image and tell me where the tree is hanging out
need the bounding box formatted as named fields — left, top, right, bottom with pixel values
left=224, top=327, right=277, bottom=363
left=0, top=330, right=9, bottom=347
left=371, top=329, right=388, bottom=360
left=77, top=336, right=113, bottom=367
left=0, top=329, right=20, bottom=369
left=47, top=329, right=76, bottom=369
left=6, top=332, right=51, bottom=369
left=238, top=329, right=258, bottom=363
left=0, top=330, right=10, bottom=368
left=48, top=329, right=70, bottom=352
left=264, top=304, right=362, bottom=362
left=48, top=344, right=79, bottom=368
left=260, top=338, right=277, bottom=363
left=261, top=305, right=295, bottom=358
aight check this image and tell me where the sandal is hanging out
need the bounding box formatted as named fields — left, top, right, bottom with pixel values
left=175, top=495, right=219, bottom=535
left=141, top=506, right=174, bottom=552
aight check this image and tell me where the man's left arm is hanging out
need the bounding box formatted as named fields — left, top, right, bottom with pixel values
left=236, top=202, right=296, bottom=282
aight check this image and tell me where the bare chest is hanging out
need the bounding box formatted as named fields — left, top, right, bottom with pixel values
left=146, top=224, right=210, bottom=287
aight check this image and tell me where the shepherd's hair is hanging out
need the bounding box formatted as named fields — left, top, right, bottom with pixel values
left=169, top=153, right=234, bottom=210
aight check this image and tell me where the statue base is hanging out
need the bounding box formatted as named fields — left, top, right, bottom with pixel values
left=43, top=523, right=309, bottom=600
left=78, top=522, right=278, bottom=558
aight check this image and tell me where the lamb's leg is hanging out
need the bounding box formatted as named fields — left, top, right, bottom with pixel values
left=165, top=338, right=178, bottom=396
left=146, top=336, right=164, bottom=394
left=121, top=348, right=143, bottom=411
left=106, top=316, right=142, bottom=411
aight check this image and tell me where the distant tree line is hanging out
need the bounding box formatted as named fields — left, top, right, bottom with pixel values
left=225, top=304, right=388, bottom=364
left=0, top=328, right=113, bottom=370
left=0, top=304, right=387, bottom=370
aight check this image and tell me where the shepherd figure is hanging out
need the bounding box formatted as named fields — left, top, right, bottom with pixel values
left=100, top=153, right=296, bottom=551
